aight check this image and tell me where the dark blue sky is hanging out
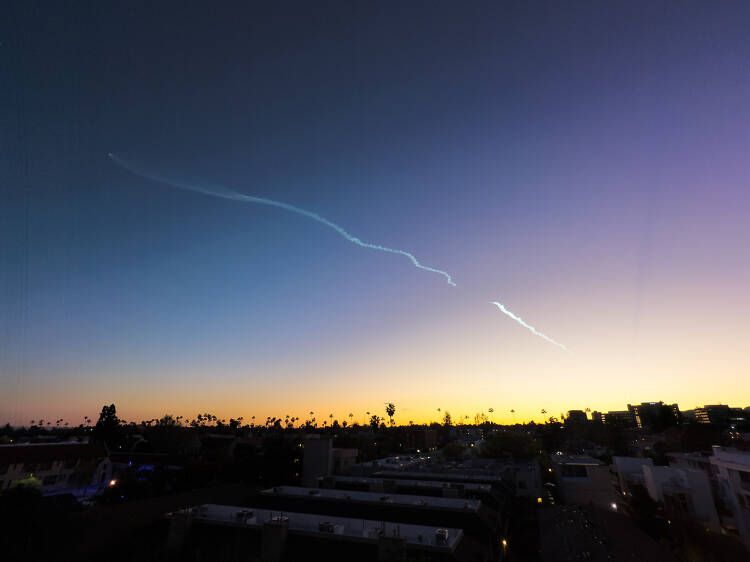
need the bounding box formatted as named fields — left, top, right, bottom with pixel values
left=2, top=1, right=749, bottom=423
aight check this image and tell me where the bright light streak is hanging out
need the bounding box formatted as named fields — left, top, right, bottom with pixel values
left=108, top=153, right=456, bottom=287
left=490, top=301, right=570, bottom=353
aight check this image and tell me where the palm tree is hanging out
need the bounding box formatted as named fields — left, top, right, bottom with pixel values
left=385, top=403, right=396, bottom=426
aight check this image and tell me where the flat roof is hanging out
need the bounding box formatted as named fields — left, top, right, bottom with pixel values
left=170, top=504, right=463, bottom=550
left=354, top=455, right=432, bottom=469
left=321, top=475, right=492, bottom=493
left=373, top=470, right=504, bottom=483
left=551, top=455, right=604, bottom=466
left=260, top=486, right=481, bottom=512
left=0, top=442, right=107, bottom=464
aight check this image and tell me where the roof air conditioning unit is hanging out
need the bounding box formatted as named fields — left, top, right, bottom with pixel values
left=435, top=529, right=449, bottom=544
left=319, top=521, right=336, bottom=533
left=236, top=510, right=254, bottom=522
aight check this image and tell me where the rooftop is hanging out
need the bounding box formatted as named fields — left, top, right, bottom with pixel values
left=710, top=446, right=750, bottom=467
left=354, top=455, right=432, bottom=470
left=0, top=442, right=107, bottom=464
left=551, top=454, right=604, bottom=466
left=373, top=470, right=504, bottom=484
left=170, top=504, right=463, bottom=550
left=260, top=485, right=481, bottom=512
left=321, top=475, right=492, bottom=493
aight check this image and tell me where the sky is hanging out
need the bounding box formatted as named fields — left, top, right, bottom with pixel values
left=2, top=1, right=749, bottom=426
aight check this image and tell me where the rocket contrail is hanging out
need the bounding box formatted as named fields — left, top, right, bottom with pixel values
left=109, top=154, right=570, bottom=352
left=491, top=301, right=570, bottom=353
left=108, top=153, right=456, bottom=287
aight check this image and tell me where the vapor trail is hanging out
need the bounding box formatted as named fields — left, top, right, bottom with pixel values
left=108, top=153, right=456, bottom=286
left=491, top=301, right=570, bottom=353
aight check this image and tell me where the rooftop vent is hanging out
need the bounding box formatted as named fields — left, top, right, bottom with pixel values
left=319, top=521, right=336, bottom=533
left=235, top=510, right=254, bottom=523
left=435, top=529, right=450, bottom=544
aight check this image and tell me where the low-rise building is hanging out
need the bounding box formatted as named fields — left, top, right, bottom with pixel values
left=301, top=436, right=358, bottom=486
left=256, top=485, right=501, bottom=560
left=166, top=504, right=466, bottom=561
left=372, top=469, right=504, bottom=488
left=710, top=446, right=750, bottom=547
left=551, top=455, right=617, bottom=511
left=612, top=456, right=653, bottom=494
left=0, top=442, right=111, bottom=495
left=318, top=474, right=502, bottom=511
left=642, top=465, right=721, bottom=532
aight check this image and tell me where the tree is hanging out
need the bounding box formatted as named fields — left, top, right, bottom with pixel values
left=442, top=411, right=452, bottom=427
left=385, top=403, right=396, bottom=426
left=370, top=415, right=381, bottom=430
left=441, top=441, right=465, bottom=459
left=157, top=414, right=177, bottom=426
left=481, top=432, right=538, bottom=459
left=474, top=412, right=488, bottom=425
left=92, top=404, right=123, bottom=450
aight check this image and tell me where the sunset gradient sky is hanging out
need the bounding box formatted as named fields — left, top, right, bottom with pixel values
left=2, top=1, right=749, bottom=426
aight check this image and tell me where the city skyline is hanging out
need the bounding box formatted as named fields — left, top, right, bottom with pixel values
left=7, top=399, right=750, bottom=430
left=3, top=2, right=750, bottom=426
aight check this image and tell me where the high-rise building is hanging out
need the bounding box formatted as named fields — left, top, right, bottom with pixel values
left=564, top=410, right=588, bottom=428
left=603, top=410, right=635, bottom=428
left=695, top=405, right=732, bottom=426
left=627, top=402, right=679, bottom=431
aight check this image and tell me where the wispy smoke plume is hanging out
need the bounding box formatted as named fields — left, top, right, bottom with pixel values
left=109, top=153, right=570, bottom=352
left=108, top=153, right=456, bottom=287
left=491, top=301, right=570, bottom=353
